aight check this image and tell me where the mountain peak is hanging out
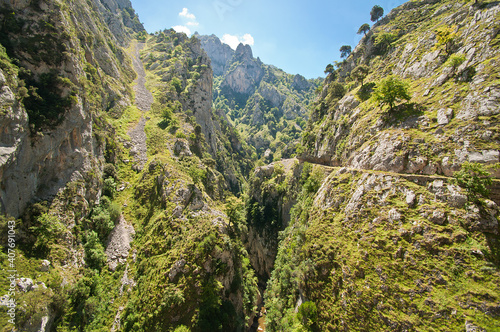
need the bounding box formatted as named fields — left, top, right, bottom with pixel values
left=235, top=43, right=253, bottom=59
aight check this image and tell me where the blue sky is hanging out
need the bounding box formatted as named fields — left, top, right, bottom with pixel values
left=129, top=0, right=408, bottom=79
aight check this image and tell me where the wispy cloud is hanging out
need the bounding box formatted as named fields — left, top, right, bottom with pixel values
left=222, top=33, right=255, bottom=50
left=179, top=8, right=196, bottom=20
left=187, top=21, right=199, bottom=26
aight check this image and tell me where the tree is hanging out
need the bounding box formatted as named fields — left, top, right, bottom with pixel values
left=324, top=63, right=334, bottom=75
left=373, top=32, right=397, bottom=54
left=357, top=23, right=371, bottom=36
left=297, top=301, right=318, bottom=328
left=372, top=75, right=411, bottom=111
left=351, top=65, right=370, bottom=86
left=370, top=5, right=384, bottom=22
left=327, top=82, right=346, bottom=102
left=339, top=45, right=352, bottom=58
left=435, top=25, right=457, bottom=54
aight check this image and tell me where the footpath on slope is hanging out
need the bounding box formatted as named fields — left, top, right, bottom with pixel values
left=127, top=42, right=154, bottom=171
left=293, top=157, right=500, bottom=205
left=109, top=42, right=155, bottom=331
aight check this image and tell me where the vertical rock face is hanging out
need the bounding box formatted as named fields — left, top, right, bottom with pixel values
left=220, top=43, right=265, bottom=102
left=0, top=0, right=135, bottom=217
left=182, top=40, right=219, bottom=154
left=90, top=0, right=144, bottom=45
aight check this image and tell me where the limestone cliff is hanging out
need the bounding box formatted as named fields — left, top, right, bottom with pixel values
left=302, top=0, right=500, bottom=180
left=196, top=33, right=234, bottom=76
left=197, top=33, right=321, bottom=160
left=0, top=0, right=137, bottom=218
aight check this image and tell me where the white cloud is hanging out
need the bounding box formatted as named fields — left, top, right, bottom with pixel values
left=241, top=34, right=254, bottom=46
left=172, top=25, right=192, bottom=36
left=179, top=8, right=196, bottom=20
left=222, top=33, right=255, bottom=50
left=222, top=34, right=240, bottom=50
left=187, top=21, right=199, bottom=26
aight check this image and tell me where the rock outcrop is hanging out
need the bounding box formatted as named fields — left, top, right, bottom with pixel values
left=0, top=0, right=137, bottom=217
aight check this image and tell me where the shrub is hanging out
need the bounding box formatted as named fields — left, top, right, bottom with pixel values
left=188, top=164, right=206, bottom=185
left=84, top=231, right=107, bottom=271
left=30, top=213, right=66, bottom=255
left=453, top=161, right=492, bottom=202
left=303, top=167, right=324, bottom=193
left=103, top=163, right=117, bottom=179
left=373, top=32, right=397, bottom=54
left=446, top=53, right=466, bottom=73
left=103, top=177, right=116, bottom=198
left=90, top=206, right=114, bottom=242
left=171, top=77, right=182, bottom=94
left=351, top=65, right=369, bottom=86
left=297, top=301, right=318, bottom=328
left=356, top=82, right=376, bottom=101
left=108, top=202, right=121, bottom=223
left=435, top=25, right=457, bottom=54
left=326, top=82, right=345, bottom=103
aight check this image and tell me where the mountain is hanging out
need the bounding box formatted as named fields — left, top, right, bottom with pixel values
left=262, top=0, right=500, bottom=330
left=197, top=34, right=322, bottom=162
left=0, top=1, right=257, bottom=331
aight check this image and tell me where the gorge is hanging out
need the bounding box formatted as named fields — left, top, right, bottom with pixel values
left=0, top=0, right=499, bottom=331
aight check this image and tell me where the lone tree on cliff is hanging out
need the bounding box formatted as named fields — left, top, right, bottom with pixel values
left=324, top=63, right=335, bottom=75
left=370, top=5, right=384, bottom=22
left=373, top=75, right=411, bottom=111
left=357, top=23, right=371, bottom=36
left=351, top=65, right=370, bottom=86
left=340, top=45, right=352, bottom=58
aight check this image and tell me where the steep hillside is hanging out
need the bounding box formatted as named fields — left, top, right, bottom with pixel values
left=197, top=34, right=322, bottom=163
left=264, top=0, right=500, bottom=330
left=0, top=3, right=258, bottom=332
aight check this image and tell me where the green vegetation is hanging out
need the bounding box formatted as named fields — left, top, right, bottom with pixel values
left=370, top=5, right=384, bottom=22
left=351, top=64, right=370, bottom=86
left=357, top=23, right=371, bottom=36
left=446, top=53, right=466, bottom=74
left=453, top=162, right=493, bottom=202
left=372, top=75, right=411, bottom=111
left=339, top=45, right=352, bottom=58
left=435, top=25, right=457, bottom=54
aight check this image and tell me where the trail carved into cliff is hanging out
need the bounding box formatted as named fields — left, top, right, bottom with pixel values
left=127, top=42, right=153, bottom=171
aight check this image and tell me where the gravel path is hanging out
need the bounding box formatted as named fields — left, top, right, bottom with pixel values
left=127, top=42, right=153, bottom=171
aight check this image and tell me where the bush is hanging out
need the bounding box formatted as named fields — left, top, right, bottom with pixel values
left=188, top=164, right=206, bottom=185
left=356, top=82, right=376, bottom=101
left=326, top=82, right=345, bottom=103
left=30, top=213, right=66, bottom=255
left=453, top=161, right=492, bottom=202
left=373, top=32, right=397, bottom=54
left=446, top=53, right=466, bottom=73
left=84, top=231, right=107, bottom=271
left=103, top=177, right=116, bottom=198
left=103, top=163, right=117, bottom=179
left=303, top=167, right=324, bottom=193
left=297, top=301, right=318, bottom=328
left=108, top=202, right=121, bottom=223
left=90, top=206, right=114, bottom=243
